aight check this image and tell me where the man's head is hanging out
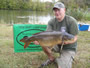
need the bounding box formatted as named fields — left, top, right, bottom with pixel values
left=53, top=2, right=66, bottom=22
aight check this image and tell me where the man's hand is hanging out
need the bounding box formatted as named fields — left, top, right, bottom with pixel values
left=64, top=41, right=73, bottom=45
left=33, top=41, right=39, bottom=45
left=64, top=35, right=78, bottom=45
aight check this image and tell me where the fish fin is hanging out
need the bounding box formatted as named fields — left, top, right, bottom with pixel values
left=24, top=42, right=31, bottom=49
left=60, top=41, right=64, bottom=54
left=33, top=31, right=44, bottom=35
left=33, top=31, right=53, bottom=35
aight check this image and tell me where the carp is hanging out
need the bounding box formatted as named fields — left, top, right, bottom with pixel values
left=20, top=31, right=74, bottom=49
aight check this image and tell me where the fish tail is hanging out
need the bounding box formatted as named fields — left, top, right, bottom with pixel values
left=20, top=36, right=34, bottom=49
left=20, top=36, right=28, bottom=43
left=24, top=41, right=31, bottom=49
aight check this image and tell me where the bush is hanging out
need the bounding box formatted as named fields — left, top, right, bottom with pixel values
left=66, top=8, right=84, bottom=21
left=83, top=12, right=90, bottom=21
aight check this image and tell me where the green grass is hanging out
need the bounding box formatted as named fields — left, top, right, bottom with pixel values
left=0, top=24, right=90, bottom=68
left=72, top=31, right=90, bottom=68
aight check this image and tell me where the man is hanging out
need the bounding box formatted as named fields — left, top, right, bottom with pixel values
left=34, top=2, right=79, bottom=68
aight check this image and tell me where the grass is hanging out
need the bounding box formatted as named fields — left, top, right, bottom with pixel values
left=0, top=24, right=90, bottom=68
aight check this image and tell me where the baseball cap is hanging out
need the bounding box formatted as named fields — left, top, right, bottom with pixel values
left=53, top=2, right=65, bottom=10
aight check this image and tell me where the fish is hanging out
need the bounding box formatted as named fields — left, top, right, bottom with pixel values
left=20, top=31, right=74, bottom=49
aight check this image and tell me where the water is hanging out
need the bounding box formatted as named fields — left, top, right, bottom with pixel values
left=0, top=10, right=54, bottom=24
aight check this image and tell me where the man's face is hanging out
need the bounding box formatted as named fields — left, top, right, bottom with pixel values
left=53, top=8, right=65, bottom=21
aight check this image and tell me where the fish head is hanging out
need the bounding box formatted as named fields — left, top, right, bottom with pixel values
left=62, top=32, right=74, bottom=41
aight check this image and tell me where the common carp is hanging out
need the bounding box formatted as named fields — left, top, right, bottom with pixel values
left=20, top=31, right=74, bottom=49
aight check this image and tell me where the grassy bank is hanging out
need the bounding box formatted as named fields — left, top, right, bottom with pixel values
left=0, top=24, right=90, bottom=68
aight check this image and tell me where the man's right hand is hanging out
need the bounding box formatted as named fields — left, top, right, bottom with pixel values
left=33, top=41, right=39, bottom=45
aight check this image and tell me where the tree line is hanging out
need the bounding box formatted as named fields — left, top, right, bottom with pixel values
left=0, top=0, right=53, bottom=11
left=0, top=0, right=89, bottom=11
left=0, top=0, right=89, bottom=21
left=58, top=0, right=89, bottom=9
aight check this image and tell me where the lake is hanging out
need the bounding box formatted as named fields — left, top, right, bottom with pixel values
left=0, top=10, right=54, bottom=24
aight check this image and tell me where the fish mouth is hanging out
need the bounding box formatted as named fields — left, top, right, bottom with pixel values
left=68, top=38, right=74, bottom=41
left=63, top=32, right=74, bottom=40
left=68, top=35, right=74, bottom=40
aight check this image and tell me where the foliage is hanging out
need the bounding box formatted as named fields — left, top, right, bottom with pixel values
left=59, top=0, right=88, bottom=9
left=66, top=8, right=84, bottom=21
left=83, top=11, right=90, bottom=21
left=0, top=0, right=53, bottom=11
left=66, top=8, right=90, bottom=21
left=0, top=0, right=89, bottom=11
